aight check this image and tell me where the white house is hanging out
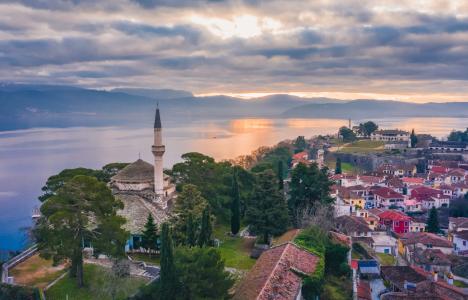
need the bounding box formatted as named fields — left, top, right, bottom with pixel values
left=372, top=232, right=397, bottom=255
left=453, top=231, right=468, bottom=254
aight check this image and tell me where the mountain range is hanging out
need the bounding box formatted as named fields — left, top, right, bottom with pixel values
left=0, top=84, right=467, bottom=130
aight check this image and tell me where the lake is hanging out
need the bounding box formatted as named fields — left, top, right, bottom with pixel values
left=0, top=116, right=466, bottom=251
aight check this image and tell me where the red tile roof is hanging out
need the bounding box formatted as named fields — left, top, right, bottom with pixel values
left=373, top=187, right=404, bottom=199
left=378, top=210, right=411, bottom=221
left=292, top=151, right=308, bottom=161
left=402, top=177, right=425, bottom=185
left=400, top=232, right=452, bottom=248
left=233, top=242, right=319, bottom=300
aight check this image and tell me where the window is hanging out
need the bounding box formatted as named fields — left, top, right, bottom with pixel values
left=405, top=222, right=408, bottom=226
left=463, top=241, right=466, bottom=246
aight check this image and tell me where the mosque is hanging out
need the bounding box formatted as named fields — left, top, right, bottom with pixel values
left=110, top=106, right=176, bottom=250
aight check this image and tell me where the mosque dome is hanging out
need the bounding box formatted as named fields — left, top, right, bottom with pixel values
left=112, top=159, right=154, bottom=183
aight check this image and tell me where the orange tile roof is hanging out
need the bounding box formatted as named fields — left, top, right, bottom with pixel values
left=233, top=243, right=319, bottom=300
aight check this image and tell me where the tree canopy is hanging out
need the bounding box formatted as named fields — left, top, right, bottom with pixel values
left=171, top=184, right=208, bottom=245
left=246, top=170, right=289, bottom=244
left=427, top=207, right=440, bottom=233
left=410, top=129, right=418, bottom=148
left=35, top=175, right=127, bottom=287
left=142, top=214, right=159, bottom=255
left=335, top=158, right=342, bottom=175
left=448, top=128, right=468, bottom=142
left=338, top=127, right=356, bottom=142
left=288, top=163, right=334, bottom=228
left=294, top=136, right=308, bottom=152
left=358, top=121, right=378, bottom=137
left=230, top=171, right=241, bottom=235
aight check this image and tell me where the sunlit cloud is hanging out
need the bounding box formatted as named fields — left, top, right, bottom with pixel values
left=0, top=0, right=468, bottom=102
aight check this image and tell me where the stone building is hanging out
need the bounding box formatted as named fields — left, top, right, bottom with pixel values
left=110, top=105, right=176, bottom=251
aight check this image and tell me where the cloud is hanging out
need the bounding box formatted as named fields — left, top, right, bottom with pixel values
left=0, top=0, right=468, bottom=101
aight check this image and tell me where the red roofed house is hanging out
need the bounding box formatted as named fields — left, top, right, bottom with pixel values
left=402, top=177, right=425, bottom=186
left=377, top=210, right=411, bottom=234
left=233, top=242, right=319, bottom=300
left=373, top=187, right=405, bottom=208
left=445, top=168, right=467, bottom=184
left=291, top=151, right=310, bottom=168
left=411, top=186, right=449, bottom=209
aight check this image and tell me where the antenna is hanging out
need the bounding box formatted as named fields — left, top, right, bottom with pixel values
left=138, top=152, right=141, bottom=159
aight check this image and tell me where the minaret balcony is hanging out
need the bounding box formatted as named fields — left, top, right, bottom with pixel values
left=152, top=145, right=165, bottom=156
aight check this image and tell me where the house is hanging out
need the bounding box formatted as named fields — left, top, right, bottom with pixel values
left=380, top=266, right=468, bottom=300
left=335, top=215, right=372, bottom=237
left=449, top=217, right=468, bottom=233
left=422, top=194, right=450, bottom=209
left=445, top=169, right=467, bottom=185
left=398, top=232, right=453, bottom=261
left=402, top=177, right=425, bottom=187
left=410, top=186, right=449, bottom=208
left=372, top=231, right=397, bottom=255
left=371, top=129, right=410, bottom=143
left=412, top=248, right=451, bottom=273
left=452, top=230, right=468, bottom=255
left=380, top=266, right=428, bottom=293
left=453, top=182, right=468, bottom=198
left=429, top=141, right=468, bottom=152
left=385, top=177, right=405, bottom=194
left=373, top=187, right=405, bottom=208
left=439, top=184, right=457, bottom=199
left=355, top=209, right=379, bottom=230
left=409, top=219, right=426, bottom=232
left=233, top=242, right=319, bottom=300
left=377, top=210, right=411, bottom=234
left=404, top=199, right=423, bottom=213
left=291, top=151, right=310, bottom=168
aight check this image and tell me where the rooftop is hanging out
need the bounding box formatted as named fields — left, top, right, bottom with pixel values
left=112, top=159, right=154, bottom=183
left=233, top=242, right=319, bottom=300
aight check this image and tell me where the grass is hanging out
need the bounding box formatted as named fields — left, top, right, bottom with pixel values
left=321, top=275, right=353, bottom=300
left=9, top=254, right=67, bottom=288
left=351, top=250, right=363, bottom=260
left=46, top=264, right=148, bottom=300
left=336, top=140, right=385, bottom=154
left=129, top=253, right=160, bottom=265
left=454, top=280, right=468, bottom=288
left=376, top=253, right=396, bottom=266
left=214, top=224, right=256, bottom=270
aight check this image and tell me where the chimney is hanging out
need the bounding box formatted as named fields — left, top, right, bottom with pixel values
left=432, top=271, right=438, bottom=282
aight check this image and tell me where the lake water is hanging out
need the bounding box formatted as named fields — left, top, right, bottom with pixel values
left=0, top=117, right=467, bottom=251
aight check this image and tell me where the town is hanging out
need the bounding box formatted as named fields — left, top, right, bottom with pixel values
left=1, top=108, right=468, bottom=300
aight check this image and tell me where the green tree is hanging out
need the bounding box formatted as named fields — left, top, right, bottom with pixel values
left=288, top=163, right=334, bottom=228
left=402, top=186, right=408, bottom=195
left=338, top=127, right=356, bottom=142
left=427, top=207, right=440, bottom=233
left=447, top=128, right=468, bottom=142
left=142, top=214, right=158, bottom=256
left=175, top=247, right=234, bottom=300
left=35, top=175, right=127, bottom=287
left=335, top=158, right=342, bottom=175
left=186, top=213, right=196, bottom=247
left=171, top=152, right=233, bottom=220
left=246, top=170, right=289, bottom=244
left=230, top=171, right=241, bottom=235
left=198, top=207, right=213, bottom=247
left=159, top=223, right=178, bottom=299
left=278, top=160, right=284, bottom=190
left=171, top=184, right=208, bottom=244
left=38, top=168, right=106, bottom=202
left=294, top=136, right=307, bottom=152
left=410, top=129, right=418, bottom=148
left=358, top=121, right=378, bottom=136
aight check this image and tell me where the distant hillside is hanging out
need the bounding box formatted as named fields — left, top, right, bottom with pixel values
left=0, top=85, right=466, bottom=130
left=281, top=100, right=468, bottom=118
left=111, top=88, right=193, bottom=99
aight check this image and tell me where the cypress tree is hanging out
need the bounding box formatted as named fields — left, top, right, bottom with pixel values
left=278, top=160, right=284, bottom=190
left=160, top=223, right=177, bottom=299
left=231, top=171, right=241, bottom=235
left=335, top=158, right=342, bottom=175
left=142, top=214, right=158, bottom=257
left=410, top=129, right=418, bottom=148
left=198, top=207, right=212, bottom=247
left=186, top=213, right=196, bottom=247
left=427, top=207, right=440, bottom=233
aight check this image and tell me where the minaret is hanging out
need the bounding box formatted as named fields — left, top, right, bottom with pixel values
left=151, top=105, right=165, bottom=198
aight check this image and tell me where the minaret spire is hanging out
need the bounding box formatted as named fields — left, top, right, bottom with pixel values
left=151, top=103, right=165, bottom=202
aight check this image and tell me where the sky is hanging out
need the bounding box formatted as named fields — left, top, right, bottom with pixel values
left=1, top=0, right=468, bottom=102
